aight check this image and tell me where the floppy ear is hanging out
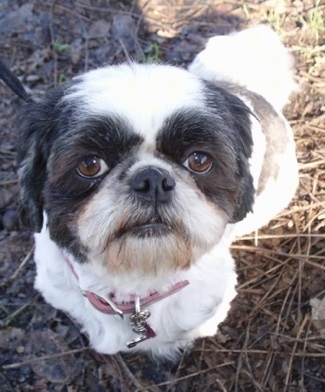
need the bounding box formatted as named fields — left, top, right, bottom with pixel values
left=223, top=90, right=255, bottom=223
left=17, top=89, right=65, bottom=232
left=18, top=136, right=47, bottom=232
left=204, top=82, right=255, bottom=223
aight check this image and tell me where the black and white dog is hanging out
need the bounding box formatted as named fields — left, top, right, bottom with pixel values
left=14, top=25, right=298, bottom=359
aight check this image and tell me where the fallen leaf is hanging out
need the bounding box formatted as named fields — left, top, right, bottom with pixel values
left=310, top=297, right=325, bottom=337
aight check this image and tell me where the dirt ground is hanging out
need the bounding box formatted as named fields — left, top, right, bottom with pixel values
left=0, top=0, right=324, bottom=391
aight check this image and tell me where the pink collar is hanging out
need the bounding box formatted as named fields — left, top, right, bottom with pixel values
left=63, top=253, right=189, bottom=318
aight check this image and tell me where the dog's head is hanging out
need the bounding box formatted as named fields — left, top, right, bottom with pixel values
left=17, top=63, right=254, bottom=277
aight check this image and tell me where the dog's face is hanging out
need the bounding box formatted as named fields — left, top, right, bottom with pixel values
left=18, top=64, right=254, bottom=277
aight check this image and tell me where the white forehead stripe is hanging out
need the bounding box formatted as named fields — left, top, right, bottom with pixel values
left=64, top=63, right=206, bottom=146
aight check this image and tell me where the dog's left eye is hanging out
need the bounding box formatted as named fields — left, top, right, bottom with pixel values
left=77, top=156, right=109, bottom=178
left=183, top=152, right=213, bottom=174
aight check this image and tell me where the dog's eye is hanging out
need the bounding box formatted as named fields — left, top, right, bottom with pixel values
left=184, top=152, right=213, bottom=174
left=77, top=156, right=109, bottom=178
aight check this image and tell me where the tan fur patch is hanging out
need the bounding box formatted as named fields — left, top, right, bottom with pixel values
left=101, top=233, right=193, bottom=275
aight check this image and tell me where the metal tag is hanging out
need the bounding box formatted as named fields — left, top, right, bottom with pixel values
left=126, top=296, right=156, bottom=348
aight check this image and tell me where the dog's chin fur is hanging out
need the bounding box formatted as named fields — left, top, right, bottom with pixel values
left=17, top=25, right=298, bottom=359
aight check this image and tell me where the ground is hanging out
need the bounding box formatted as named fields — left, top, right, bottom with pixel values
left=0, top=0, right=324, bottom=391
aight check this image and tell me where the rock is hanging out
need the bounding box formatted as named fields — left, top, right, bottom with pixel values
left=111, top=14, right=136, bottom=51
left=2, top=209, right=19, bottom=231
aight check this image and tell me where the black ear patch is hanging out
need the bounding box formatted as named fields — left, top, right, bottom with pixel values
left=17, top=88, right=65, bottom=232
left=204, top=82, right=255, bottom=222
left=18, top=143, right=46, bottom=232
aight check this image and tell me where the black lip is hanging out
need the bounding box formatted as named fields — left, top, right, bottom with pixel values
left=128, top=222, right=171, bottom=238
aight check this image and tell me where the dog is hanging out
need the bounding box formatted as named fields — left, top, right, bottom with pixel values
left=14, top=25, right=298, bottom=359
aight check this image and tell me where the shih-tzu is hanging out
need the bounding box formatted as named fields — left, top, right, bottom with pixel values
left=13, top=25, right=298, bottom=359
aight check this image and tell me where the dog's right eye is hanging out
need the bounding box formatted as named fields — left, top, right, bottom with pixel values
left=183, top=151, right=213, bottom=174
left=77, top=156, right=109, bottom=178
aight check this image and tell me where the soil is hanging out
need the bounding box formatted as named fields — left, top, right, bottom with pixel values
left=0, top=1, right=324, bottom=391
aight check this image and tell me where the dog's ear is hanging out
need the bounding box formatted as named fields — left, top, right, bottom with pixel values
left=17, top=89, right=64, bottom=232
left=204, top=82, right=255, bottom=223
left=223, top=89, right=255, bottom=223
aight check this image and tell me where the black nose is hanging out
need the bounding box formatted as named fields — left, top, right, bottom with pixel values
left=130, top=167, right=176, bottom=203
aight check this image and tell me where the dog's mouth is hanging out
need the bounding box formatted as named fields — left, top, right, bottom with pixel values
left=117, top=217, right=172, bottom=238
left=129, top=222, right=171, bottom=237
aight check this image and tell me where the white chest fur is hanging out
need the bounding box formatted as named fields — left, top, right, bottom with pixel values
left=33, top=225, right=237, bottom=358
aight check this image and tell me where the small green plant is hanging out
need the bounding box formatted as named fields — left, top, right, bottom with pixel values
left=308, top=2, right=324, bottom=43
left=53, top=41, right=70, bottom=53
left=266, top=8, right=284, bottom=34
left=58, top=73, right=66, bottom=85
left=242, top=3, right=251, bottom=20
left=146, top=42, right=160, bottom=63
left=0, top=303, right=9, bottom=315
left=296, top=1, right=324, bottom=43
left=3, top=301, right=30, bottom=327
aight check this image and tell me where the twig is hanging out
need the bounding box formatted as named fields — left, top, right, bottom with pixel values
left=0, top=246, right=34, bottom=289
left=284, top=313, right=310, bottom=390
left=137, top=362, right=235, bottom=390
left=2, top=294, right=40, bottom=327
left=0, top=179, right=18, bottom=186
left=237, top=233, right=325, bottom=240
left=115, top=354, right=145, bottom=390
left=166, top=347, right=190, bottom=392
left=196, top=348, right=325, bottom=357
left=0, top=371, right=15, bottom=392
left=49, top=0, right=58, bottom=87
left=232, top=245, right=325, bottom=266
left=118, top=39, right=133, bottom=64
left=1, top=348, right=89, bottom=369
